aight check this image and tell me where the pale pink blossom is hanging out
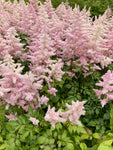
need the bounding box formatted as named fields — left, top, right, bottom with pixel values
left=48, top=88, right=57, bottom=96
left=5, top=113, right=17, bottom=121
left=29, top=117, right=39, bottom=125
left=94, top=70, right=113, bottom=107
left=45, top=105, right=67, bottom=128
left=66, top=100, right=86, bottom=125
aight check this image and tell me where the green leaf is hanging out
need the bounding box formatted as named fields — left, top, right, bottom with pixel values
left=15, top=139, right=21, bottom=147
left=57, top=141, right=62, bottom=148
left=77, top=126, right=87, bottom=134
left=65, top=84, right=71, bottom=89
left=9, top=142, right=16, bottom=150
left=68, top=125, right=78, bottom=133
left=87, top=120, right=96, bottom=126
left=62, top=131, right=67, bottom=139
left=28, top=105, right=33, bottom=114
left=64, top=143, right=74, bottom=150
left=20, top=131, right=29, bottom=142
left=37, top=136, right=48, bottom=145
left=18, top=125, right=25, bottom=134
left=0, top=144, right=7, bottom=150
left=34, top=126, right=40, bottom=133
left=80, top=143, right=87, bottom=150
left=98, top=139, right=113, bottom=150
left=74, top=136, right=80, bottom=143
left=0, top=136, right=3, bottom=142
left=80, top=134, right=89, bottom=140
left=93, top=133, right=102, bottom=140
left=43, top=146, right=51, bottom=150
left=49, top=139, right=55, bottom=145
left=87, top=144, right=99, bottom=150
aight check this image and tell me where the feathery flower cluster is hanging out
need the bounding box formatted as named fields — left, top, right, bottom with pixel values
left=45, top=101, right=86, bottom=128
left=5, top=113, right=17, bottom=121
left=0, top=53, right=49, bottom=111
left=29, top=117, right=39, bottom=125
left=94, top=70, right=113, bottom=107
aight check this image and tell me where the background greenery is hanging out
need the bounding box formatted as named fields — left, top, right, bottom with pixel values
left=7, top=0, right=113, bottom=17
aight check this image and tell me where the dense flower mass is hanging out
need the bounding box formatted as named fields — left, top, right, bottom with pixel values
left=0, top=0, right=113, bottom=127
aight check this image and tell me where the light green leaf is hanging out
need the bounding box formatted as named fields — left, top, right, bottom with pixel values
left=18, top=125, right=25, bottom=134
left=57, top=141, right=62, bottom=147
left=49, top=139, right=55, bottom=145
left=9, top=142, right=16, bottom=150
left=64, top=143, right=74, bottom=150
left=0, top=136, right=3, bottom=142
left=98, top=139, right=113, bottom=150
left=20, top=131, right=29, bottom=142
left=55, top=123, right=62, bottom=130
left=0, top=144, right=7, bottom=150
left=43, top=146, right=51, bottom=150
left=93, top=133, right=102, bottom=140
left=80, top=143, right=87, bottom=150
left=80, top=134, right=89, bottom=140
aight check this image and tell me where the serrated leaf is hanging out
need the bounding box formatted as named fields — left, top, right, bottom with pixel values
left=49, top=139, right=55, bottom=145
left=18, top=125, right=25, bottom=134
left=77, top=126, right=87, bottom=134
left=74, top=136, right=80, bottom=143
left=20, top=131, right=29, bottom=142
left=64, top=143, right=74, bottom=150
left=34, top=127, right=40, bottom=133
left=37, top=136, right=48, bottom=144
left=87, top=121, right=96, bottom=126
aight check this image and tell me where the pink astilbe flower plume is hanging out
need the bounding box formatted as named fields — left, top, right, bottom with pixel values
left=45, top=105, right=67, bottom=128
left=45, top=100, right=86, bottom=128
left=94, top=70, right=113, bottom=107
left=29, top=117, right=39, bottom=125
left=66, top=100, right=86, bottom=126
left=0, top=53, right=48, bottom=111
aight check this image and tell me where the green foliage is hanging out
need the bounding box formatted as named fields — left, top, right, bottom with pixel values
left=6, top=0, right=113, bottom=17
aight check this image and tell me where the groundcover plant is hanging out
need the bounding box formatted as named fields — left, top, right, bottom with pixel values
left=1, top=0, right=113, bottom=149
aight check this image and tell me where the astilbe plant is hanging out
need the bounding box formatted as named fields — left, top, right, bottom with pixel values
left=0, top=0, right=113, bottom=138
